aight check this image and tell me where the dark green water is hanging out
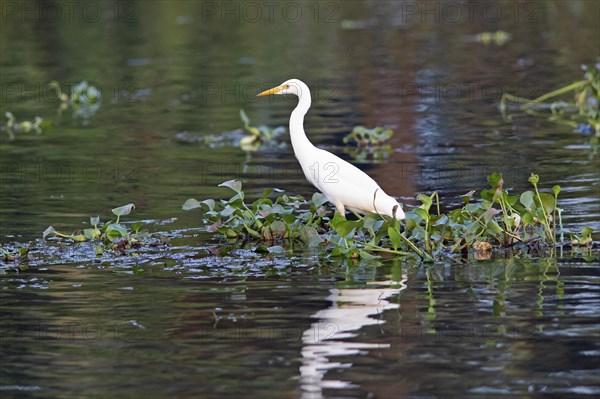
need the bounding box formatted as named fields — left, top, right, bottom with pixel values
left=1, top=1, right=599, bottom=398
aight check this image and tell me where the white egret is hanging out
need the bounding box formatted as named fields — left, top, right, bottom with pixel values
left=257, top=79, right=405, bottom=220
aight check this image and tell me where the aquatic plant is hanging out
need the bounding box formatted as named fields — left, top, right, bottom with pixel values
left=500, top=63, right=600, bottom=136
left=3, top=111, right=43, bottom=140
left=342, top=126, right=394, bottom=161
left=43, top=203, right=162, bottom=255
left=468, top=30, right=512, bottom=46
left=1, top=246, right=29, bottom=262
left=239, top=109, right=286, bottom=151
left=184, top=174, right=594, bottom=261
left=48, top=80, right=102, bottom=122
left=343, top=126, right=394, bottom=147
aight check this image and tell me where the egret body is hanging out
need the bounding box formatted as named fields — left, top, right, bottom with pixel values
left=257, top=79, right=405, bottom=220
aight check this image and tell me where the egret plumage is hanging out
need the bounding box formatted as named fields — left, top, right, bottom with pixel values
left=257, top=79, right=405, bottom=220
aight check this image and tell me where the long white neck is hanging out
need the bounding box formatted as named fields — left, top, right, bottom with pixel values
left=289, top=84, right=316, bottom=162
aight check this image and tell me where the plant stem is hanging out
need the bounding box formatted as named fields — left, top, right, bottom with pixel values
left=532, top=183, right=555, bottom=244
left=394, top=228, right=432, bottom=261
left=521, top=80, right=587, bottom=109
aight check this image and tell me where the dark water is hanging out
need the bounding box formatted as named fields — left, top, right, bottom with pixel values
left=1, top=1, right=599, bottom=398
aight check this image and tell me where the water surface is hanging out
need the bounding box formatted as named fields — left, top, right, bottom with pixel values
left=1, top=1, right=599, bottom=398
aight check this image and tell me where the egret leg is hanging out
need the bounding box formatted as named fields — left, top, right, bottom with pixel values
left=335, top=203, right=346, bottom=217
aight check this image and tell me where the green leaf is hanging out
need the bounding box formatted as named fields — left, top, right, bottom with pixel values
left=580, top=226, right=594, bottom=239
left=519, top=191, right=536, bottom=210
left=131, top=222, right=145, bottom=233
left=281, top=213, right=297, bottom=224
left=105, top=224, right=128, bottom=242
left=299, top=226, right=323, bottom=246
left=506, top=195, right=519, bottom=206
left=84, top=228, right=101, bottom=240
left=412, top=208, right=429, bottom=222
left=267, top=245, right=285, bottom=254
left=481, top=189, right=495, bottom=202
left=269, top=220, right=287, bottom=237
left=432, top=214, right=449, bottom=226
left=218, top=179, right=242, bottom=194
left=90, top=216, right=100, bottom=226
left=487, top=173, right=503, bottom=189
left=221, top=205, right=237, bottom=217
left=336, top=220, right=362, bottom=237
left=363, top=214, right=384, bottom=231
left=202, top=199, right=216, bottom=211
left=536, top=192, right=556, bottom=214
left=261, top=188, right=274, bottom=198
left=387, top=227, right=403, bottom=251
left=311, top=192, right=329, bottom=207
left=270, top=204, right=286, bottom=214
left=464, top=202, right=484, bottom=213
left=240, top=109, right=250, bottom=125
left=112, top=203, right=135, bottom=217
left=417, top=193, right=432, bottom=211
left=486, top=220, right=503, bottom=235
left=522, top=212, right=534, bottom=225
left=410, top=225, right=427, bottom=241
left=460, top=190, right=476, bottom=204
left=182, top=198, right=201, bottom=210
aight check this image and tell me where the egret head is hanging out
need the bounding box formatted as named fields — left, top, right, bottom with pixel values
left=257, top=79, right=306, bottom=98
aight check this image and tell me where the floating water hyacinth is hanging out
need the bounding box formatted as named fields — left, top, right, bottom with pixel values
left=48, top=80, right=102, bottom=122
left=183, top=174, right=594, bottom=261
left=3, top=111, right=43, bottom=140
left=239, top=109, right=286, bottom=151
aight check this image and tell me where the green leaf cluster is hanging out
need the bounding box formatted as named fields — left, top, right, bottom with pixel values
left=185, top=174, right=595, bottom=261
left=42, top=203, right=152, bottom=255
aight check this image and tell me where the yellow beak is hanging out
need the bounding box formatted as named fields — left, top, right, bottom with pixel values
left=257, top=85, right=285, bottom=97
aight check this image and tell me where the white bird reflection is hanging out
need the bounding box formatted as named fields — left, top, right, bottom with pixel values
left=300, top=277, right=408, bottom=398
